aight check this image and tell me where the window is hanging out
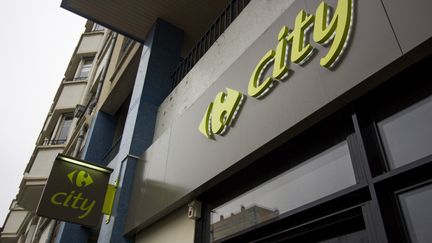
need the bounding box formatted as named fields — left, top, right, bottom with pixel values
left=377, top=96, right=432, bottom=169
left=398, top=183, right=432, bottom=243
left=52, top=113, right=73, bottom=145
left=210, top=141, right=356, bottom=241
left=92, top=23, right=104, bottom=31
left=74, top=57, right=94, bottom=80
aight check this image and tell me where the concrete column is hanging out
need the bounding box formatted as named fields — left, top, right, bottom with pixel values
left=57, top=19, right=182, bottom=243
left=55, top=111, right=117, bottom=243
left=99, top=19, right=183, bottom=243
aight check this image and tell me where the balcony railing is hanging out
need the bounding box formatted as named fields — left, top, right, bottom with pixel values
left=72, top=76, right=88, bottom=81
left=170, top=0, right=250, bottom=90
left=43, top=139, right=66, bottom=146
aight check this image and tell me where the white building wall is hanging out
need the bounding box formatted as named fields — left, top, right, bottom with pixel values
left=154, top=0, right=295, bottom=139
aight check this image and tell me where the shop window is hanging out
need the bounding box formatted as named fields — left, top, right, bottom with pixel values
left=74, top=57, right=94, bottom=81
left=377, top=96, right=432, bottom=169
left=210, top=141, right=356, bottom=241
left=398, top=183, right=432, bottom=243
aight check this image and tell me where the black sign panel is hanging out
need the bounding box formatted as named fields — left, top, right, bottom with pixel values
left=36, top=154, right=113, bottom=227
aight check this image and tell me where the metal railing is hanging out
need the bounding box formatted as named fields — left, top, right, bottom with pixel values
left=170, top=0, right=250, bottom=90
left=43, top=139, right=67, bottom=146
left=72, top=76, right=88, bottom=81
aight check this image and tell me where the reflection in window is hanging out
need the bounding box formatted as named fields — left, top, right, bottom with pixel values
left=399, top=183, right=432, bottom=243
left=210, top=141, right=356, bottom=241
left=319, top=229, right=369, bottom=243
left=378, top=96, right=432, bottom=169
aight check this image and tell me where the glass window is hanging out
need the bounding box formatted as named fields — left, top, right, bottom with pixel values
left=54, top=113, right=73, bottom=144
left=398, top=183, right=432, bottom=243
left=378, top=96, right=432, bottom=169
left=93, top=24, right=105, bottom=31
left=75, top=58, right=93, bottom=80
left=210, top=141, right=356, bottom=241
left=319, top=230, right=369, bottom=243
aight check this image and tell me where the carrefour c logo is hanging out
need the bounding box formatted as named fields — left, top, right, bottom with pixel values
left=67, top=170, right=94, bottom=187
left=199, top=88, right=243, bottom=139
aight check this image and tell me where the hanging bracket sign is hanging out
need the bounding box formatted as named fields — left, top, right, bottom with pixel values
left=36, top=154, right=113, bottom=227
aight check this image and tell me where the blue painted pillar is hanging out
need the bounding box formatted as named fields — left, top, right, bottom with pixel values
left=56, top=111, right=117, bottom=243
left=97, top=19, right=183, bottom=243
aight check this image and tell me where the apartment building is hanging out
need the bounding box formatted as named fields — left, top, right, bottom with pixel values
left=3, top=0, right=432, bottom=242
left=0, top=21, right=136, bottom=242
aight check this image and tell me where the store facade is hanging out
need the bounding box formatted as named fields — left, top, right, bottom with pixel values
left=57, top=0, right=432, bottom=242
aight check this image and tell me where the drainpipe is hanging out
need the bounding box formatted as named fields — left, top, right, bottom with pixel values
left=43, top=220, right=56, bottom=243
left=72, top=125, right=87, bottom=157
left=31, top=218, right=51, bottom=243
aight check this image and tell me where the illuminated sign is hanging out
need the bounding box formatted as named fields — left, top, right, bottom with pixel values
left=36, top=155, right=113, bottom=227
left=199, top=88, right=244, bottom=139
left=199, top=0, right=353, bottom=139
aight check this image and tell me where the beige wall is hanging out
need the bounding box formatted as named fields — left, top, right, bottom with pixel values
left=76, top=33, right=104, bottom=55
left=54, top=81, right=87, bottom=110
left=2, top=211, right=29, bottom=234
left=135, top=207, right=195, bottom=243
left=28, top=147, right=64, bottom=177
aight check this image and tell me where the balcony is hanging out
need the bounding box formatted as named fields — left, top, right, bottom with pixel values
left=17, top=145, right=64, bottom=211
left=0, top=200, right=30, bottom=243
left=53, top=80, right=87, bottom=111
left=64, top=31, right=104, bottom=80
left=76, top=32, right=104, bottom=55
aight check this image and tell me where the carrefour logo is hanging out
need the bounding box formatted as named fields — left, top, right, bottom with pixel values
left=50, top=169, right=96, bottom=219
left=37, top=155, right=113, bottom=227
left=67, top=170, right=94, bottom=187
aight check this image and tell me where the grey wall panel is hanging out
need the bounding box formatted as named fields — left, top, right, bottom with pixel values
left=306, top=0, right=402, bottom=103
left=126, top=0, right=403, bottom=233
left=127, top=129, right=172, bottom=231
left=382, top=0, right=432, bottom=54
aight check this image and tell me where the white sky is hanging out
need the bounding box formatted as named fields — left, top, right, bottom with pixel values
left=0, top=0, right=85, bottom=225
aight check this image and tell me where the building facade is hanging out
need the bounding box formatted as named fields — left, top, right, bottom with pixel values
left=3, top=0, right=432, bottom=242
left=0, top=20, right=141, bottom=242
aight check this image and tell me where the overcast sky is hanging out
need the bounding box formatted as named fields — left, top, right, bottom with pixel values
left=0, top=0, right=85, bottom=224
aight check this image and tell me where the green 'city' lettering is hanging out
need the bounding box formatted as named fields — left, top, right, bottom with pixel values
left=50, top=191, right=96, bottom=219
left=199, top=0, right=354, bottom=139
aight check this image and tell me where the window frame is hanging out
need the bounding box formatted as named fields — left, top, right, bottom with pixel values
left=74, top=57, right=94, bottom=81
left=51, top=113, right=74, bottom=145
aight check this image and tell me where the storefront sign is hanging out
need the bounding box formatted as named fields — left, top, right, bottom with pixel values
left=36, top=155, right=113, bottom=227
left=199, top=0, right=353, bottom=139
